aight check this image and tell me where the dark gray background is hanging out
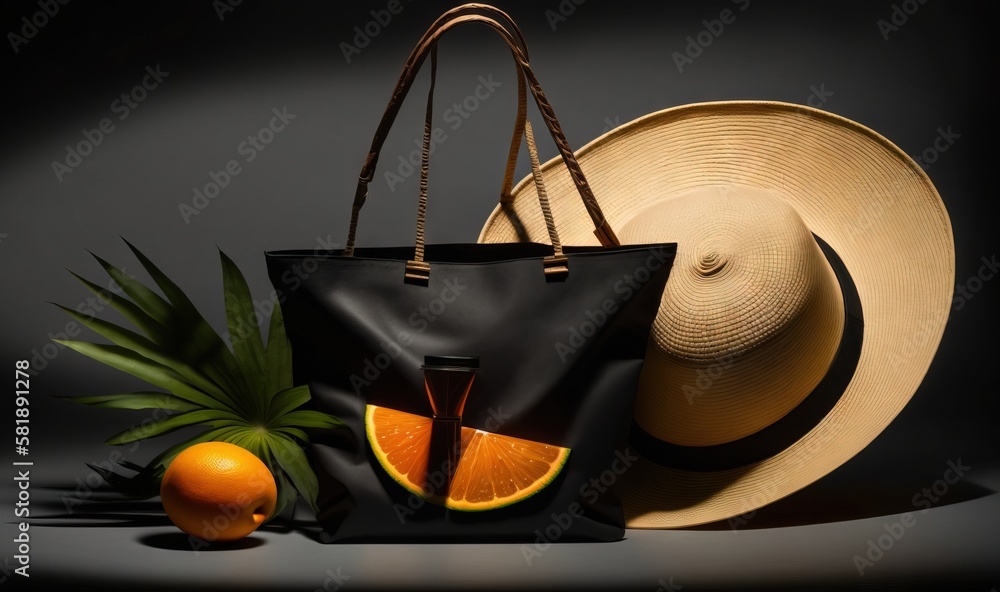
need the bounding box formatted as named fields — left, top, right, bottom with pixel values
left=1, top=0, right=997, bottom=589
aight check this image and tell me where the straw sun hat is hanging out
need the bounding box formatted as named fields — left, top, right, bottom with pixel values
left=478, top=101, right=954, bottom=528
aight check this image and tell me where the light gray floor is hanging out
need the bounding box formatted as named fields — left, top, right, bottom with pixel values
left=6, top=450, right=999, bottom=591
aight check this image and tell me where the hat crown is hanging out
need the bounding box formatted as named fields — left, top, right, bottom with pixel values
left=619, top=185, right=845, bottom=447
left=481, top=101, right=955, bottom=527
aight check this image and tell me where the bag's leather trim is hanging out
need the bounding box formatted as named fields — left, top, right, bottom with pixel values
left=404, top=260, right=431, bottom=284
left=543, top=255, right=569, bottom=277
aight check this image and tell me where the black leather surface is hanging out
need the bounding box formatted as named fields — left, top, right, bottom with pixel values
left=266, top=242, right=675, bottom=542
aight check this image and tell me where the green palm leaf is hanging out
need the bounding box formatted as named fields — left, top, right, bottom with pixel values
left=71, top=269, right=243, bottom=401
left=268, top=385, right=311, bottom=419
left=54, top=340, right=236, bottom=412
left=89, top=426, right=246, bottom=497
left=90, top=252, right=173, bottom=326
left=220, top=250, right=267, bottom=418
left=104, top=408, right=246, bottom=445
left=273, top=471, right=299, bottom=522
left=144, top=426, right=248, bottom=473
left=57, top=392, right=201, bottom=411
left=55, top=241, right=342, bottom=523
left=267, top=433, right=320, bottom=509
left=272, top=426, right=309, bottom=442
left=53, top=304, right=236, bottom=406
left=269, top=410, right=343, bottom=430
left=69, top=271, right=170, bottom=344
left=122, top=240, right=252, bottom=400
left=263, top=301, right=293, bottom=396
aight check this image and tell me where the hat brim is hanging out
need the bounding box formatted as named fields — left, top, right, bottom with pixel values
left=478, top=101, right=954, bottom=528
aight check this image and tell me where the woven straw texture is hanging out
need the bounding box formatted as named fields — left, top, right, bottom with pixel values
left=478, top=101, right=954, bottom=528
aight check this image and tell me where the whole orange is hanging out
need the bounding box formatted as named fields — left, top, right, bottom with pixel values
left=160, top=441, right=277, bottom=542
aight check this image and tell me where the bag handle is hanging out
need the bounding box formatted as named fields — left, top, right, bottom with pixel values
left=343, top=10, right=621, bottom=260
left=408, top=51, right=566, bottom=282
left=346, top=7, right=531, bottom=263
left=405, top=6, right=543, bottom=281
left=395, top=4, right=532, bottom=205
left=406, top=11, right=565, bottom=281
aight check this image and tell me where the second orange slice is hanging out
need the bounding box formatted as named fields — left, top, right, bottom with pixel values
left=365, top=404, right=570, bottom=511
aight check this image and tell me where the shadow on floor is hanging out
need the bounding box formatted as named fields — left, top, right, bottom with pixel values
left=137, top=532, right=267, bottom=551
left=29, top=482, right=317, bottom=550
left=685, top=476, right=995, bottom=531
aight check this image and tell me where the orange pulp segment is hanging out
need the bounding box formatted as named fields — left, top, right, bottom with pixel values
left=365, top=404, right=570, bottom=511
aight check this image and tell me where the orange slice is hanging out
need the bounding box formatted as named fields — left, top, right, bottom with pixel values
left=365, top=404, right=570, bottom=511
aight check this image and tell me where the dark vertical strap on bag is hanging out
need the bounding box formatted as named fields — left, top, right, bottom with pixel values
left=264, top=3, right=677, bottom=543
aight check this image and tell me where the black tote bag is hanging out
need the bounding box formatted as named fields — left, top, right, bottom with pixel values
left=265, top=5, right=676, bottom=542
